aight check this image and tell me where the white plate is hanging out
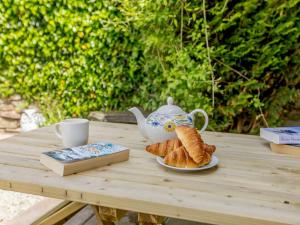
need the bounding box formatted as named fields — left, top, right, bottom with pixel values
left=156, top=155, right=219, bottom=172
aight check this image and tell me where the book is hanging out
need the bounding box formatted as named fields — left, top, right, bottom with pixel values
left=260, top=127, right=300, bottom=144
left=270, top=143, right=300, bottom=156
left=40, top=142, right=129, bottom=176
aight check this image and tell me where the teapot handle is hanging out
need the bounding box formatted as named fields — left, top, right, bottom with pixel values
left=189, top=109, right=208, bottom=133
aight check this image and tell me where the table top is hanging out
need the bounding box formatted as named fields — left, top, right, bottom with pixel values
left=0, top=122, right=299, bottom=225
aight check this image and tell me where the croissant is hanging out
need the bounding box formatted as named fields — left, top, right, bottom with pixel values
left=199, top=151, right=212, bottom=166
left=164, top=146, right=199, bottom=168
left=146, top=138, right=182, bottom=157
left=204, top=144, right=216, bottom=155
left=175, top=126, right=206, bottom=163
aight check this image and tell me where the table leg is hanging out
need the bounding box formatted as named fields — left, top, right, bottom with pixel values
left=91, top=205, right=127, bottom=225
left=138, top=213, right=165, bottom=225
left=91, top=205, right=112, bottom=225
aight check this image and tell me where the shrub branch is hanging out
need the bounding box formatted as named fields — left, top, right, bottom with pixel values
left=202, top=0, right=215, bottom=107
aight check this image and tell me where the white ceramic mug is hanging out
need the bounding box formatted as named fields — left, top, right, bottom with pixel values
left=55, top=118, right=89, bottom=148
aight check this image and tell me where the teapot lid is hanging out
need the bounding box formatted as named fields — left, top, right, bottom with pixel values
left=155, top=97, right=185, bottom=114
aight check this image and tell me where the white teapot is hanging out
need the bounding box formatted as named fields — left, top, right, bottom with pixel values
left=129, top=97, right=208, bottom=142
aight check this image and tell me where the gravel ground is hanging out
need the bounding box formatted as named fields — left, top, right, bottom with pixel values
left=0, top=190, right=44, bottom=224
left=0, top=133, right=45, bottom=224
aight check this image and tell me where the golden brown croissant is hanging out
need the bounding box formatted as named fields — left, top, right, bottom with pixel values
left=198, top=151, right=212, bottom=166
left=164, top=146, right=199, bottom=168
left=203, top=144, right=216, bottom=155
left=175, top=126, right=206, bottom=163
left=146, top=138, right=182, bottom=157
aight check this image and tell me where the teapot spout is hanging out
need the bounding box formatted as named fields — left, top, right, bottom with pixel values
left=128, top=107, right=148, bottom=139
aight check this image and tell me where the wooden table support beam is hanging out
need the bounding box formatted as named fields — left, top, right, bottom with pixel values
left=91, top=205, right=111, bottom=225
left=91, top=205, right=165, bottom=225
left=138, top=212, right=165, bottom=225
left=37, top=202, right=85, bottom=225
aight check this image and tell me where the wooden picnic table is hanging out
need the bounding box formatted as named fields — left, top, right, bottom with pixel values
left=0, top=121, right=299, bottom=225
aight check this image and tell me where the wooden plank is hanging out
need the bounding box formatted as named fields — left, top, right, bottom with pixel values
left=88, top=111, right=140, bottom=124
left=98, top=206, right=127, bottom=222
left=64, top=206, right=94, bottom=225
left=138, top=213, right=165, bottom=225
left=0, top=160, right=299, bottom=211
left=0, top=155, right=298, bottom=207
left=37, top=202, right=85, bottom=225
left=1, top=149, right=299, bottom=198
left=4, top=198, right=68, bottom=225
left=0, top=122, right=299, bottom=225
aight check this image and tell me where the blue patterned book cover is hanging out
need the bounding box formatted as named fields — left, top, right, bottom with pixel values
left=43, top=142, right=128, bottom=163
left=260, top=127, right=300, bottom=144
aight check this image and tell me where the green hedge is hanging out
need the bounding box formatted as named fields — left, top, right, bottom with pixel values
left=1, top=0, right=299, bottom=132
left=0, top=0, right=144, bottom=121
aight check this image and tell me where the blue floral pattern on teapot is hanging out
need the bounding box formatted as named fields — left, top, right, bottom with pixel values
left=146, top=113, right=193, bottom=132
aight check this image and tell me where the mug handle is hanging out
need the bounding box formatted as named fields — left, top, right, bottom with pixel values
left=188, top=109, right=209, bottom=133
left=55, top=123, right=62, bottom=139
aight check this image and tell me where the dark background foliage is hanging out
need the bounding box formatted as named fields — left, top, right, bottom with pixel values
left=1, top=0, right=299, bottom=133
